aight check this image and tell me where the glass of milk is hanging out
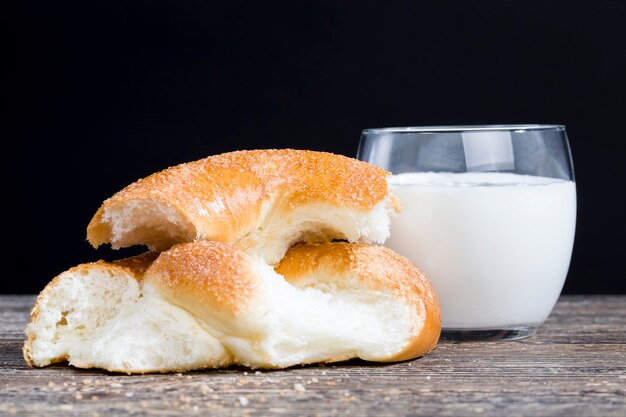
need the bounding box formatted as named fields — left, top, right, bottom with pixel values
left=357, top=125, right=576, bottom=341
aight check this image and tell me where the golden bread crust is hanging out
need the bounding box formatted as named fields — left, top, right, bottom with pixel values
left=144, top=241, right=256, bottom=316
left=207, top=149, right=390, bottom=209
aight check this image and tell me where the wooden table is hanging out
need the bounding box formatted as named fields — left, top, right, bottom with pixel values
left=1, top=295, right=624, bottom=416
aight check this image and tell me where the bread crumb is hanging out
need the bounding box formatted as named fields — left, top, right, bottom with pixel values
left=321, top=371, right=327, bottom=376
left=254, top=371, right=262, bottom=375
left=200, top=384, right=213, bottom=394
left=125, top=392, right=134, bottom=398
left=294, top=383, right=306, bottom=392
left=311, top=377, right=319, bottom=383
left=238, top=396, right=249, bottom=407
left=75, top=393, right=83, bottom=400
left=83, top=379, right=93, bottom=384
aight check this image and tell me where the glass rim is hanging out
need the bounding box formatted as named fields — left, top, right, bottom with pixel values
left=361, top=124, right=565, bottom=134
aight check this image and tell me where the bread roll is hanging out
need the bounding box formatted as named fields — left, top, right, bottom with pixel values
left=87, top=149, right=399, bottom=264
left=24, top=241, right=440, bottom=373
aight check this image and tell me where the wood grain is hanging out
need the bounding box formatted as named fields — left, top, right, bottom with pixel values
left=1, top=295, right=624, bottom=416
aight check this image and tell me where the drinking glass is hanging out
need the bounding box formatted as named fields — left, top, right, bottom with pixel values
left=357, top=125, right=576, bottom=341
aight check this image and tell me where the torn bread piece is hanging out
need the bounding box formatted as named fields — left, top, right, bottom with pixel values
left=23, top=252, right=230, bottom=373
left=24, top=241, right=440, bottom=373
left=87, top=149, right=400, bottom=264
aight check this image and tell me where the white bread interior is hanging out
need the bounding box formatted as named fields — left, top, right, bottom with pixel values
left=23, top=263, right=229, bottom=373
left=234, top=197, right=396, bottom=264
left=24, top=241, right=439, bottom=373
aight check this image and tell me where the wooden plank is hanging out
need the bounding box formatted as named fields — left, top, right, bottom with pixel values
left=0, top=295, right=624, bottom=416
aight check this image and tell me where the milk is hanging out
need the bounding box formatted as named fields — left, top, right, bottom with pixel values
left=387, top=172, right=576, bottom=329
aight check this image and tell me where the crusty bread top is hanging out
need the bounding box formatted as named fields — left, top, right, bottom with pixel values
left=86, top=149, right=392, bottom=250
left=145, top=241, right=256, bottom=316
left=206, top=149, right=390, bottom=209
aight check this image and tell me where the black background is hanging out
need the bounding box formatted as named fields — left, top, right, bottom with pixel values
left=6, top=1, right=626, bottom=294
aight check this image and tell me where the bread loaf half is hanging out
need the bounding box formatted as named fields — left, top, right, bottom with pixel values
left=87, top=149, right=400, bottom=264
left=24, top=241, right=440, bottom=373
